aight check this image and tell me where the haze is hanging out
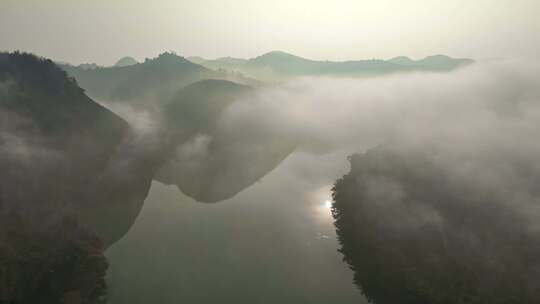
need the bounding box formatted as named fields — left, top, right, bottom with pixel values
left=2, top=2, right=540, bottom=303
left=1, top=0, right=540, bottom=65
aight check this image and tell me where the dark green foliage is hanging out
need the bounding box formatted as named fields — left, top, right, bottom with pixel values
left=0, top=53, right=130, bottom=221
left=0, top=209, right=108, bottom=304
left=332, top=146, right=540, bottom=304
left=0, top=52, right=81, bottom=96
left=0, top=51, right=127, bottom=142
left=2, top=52, right=172, bottom=247
left=0, top=52, right=166, bottom=302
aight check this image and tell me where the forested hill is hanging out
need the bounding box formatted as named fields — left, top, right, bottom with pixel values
left=60, top=52, right=260, bottom=104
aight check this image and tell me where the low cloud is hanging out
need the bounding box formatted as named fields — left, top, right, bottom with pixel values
left=220, top=60, right=540, bottom=154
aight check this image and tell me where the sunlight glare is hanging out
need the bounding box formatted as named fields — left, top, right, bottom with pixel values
left=325, top=200, right=332, bottom=209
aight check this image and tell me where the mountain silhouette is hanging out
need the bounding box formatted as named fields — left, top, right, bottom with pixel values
left=190, top=51, right=473, bottom=81
left=188, top=56, right=247, bottom=71
left=61, top=52, right=258, bottom=105
left=0, top=52, right=142, bottom=302
left=0, top=52, right=170, bottom=248
left=114, top=56, right=138, bottom=67
left=60, top=52, right=213, bottom=103
left=387, top=56, right=416, bottom=66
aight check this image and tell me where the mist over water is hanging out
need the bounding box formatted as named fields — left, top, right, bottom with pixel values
left=220, top=59, right=540, bottom=153
left=99, top=61, right=540, bottom=303
left=103, top=58, right=540, bottom=303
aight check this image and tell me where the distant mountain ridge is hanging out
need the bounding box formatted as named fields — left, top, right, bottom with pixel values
left=190, top=51, right=474, bottom=81
left=60, top=51, right=472, bottom=103
left=188, top=56, right=247, bottom=69
left=114, top=56, right=138, bottom=67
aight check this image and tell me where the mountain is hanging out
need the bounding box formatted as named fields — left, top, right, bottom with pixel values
left=61, top=52, right=259, bottom=104
left=0, top=52, right=127, bottom=164
left=415, top=54, right=474, bottom=70
left=59, top=52, right=212, bottom=103
left=388, top=56, right=416, bottom=66
left=248, top=50, right=311, bottom=66
left=188, top=56, right=247, bottom=70
left=0, top=52, right=130, bottom=302
left=332, top=145, right=540, bottom=304
left=190, top=51, right=474, bottom=81
left=246, top=51, right=321, bottom=76
left=155, top=79, right=295, bottom=202
left=0, top=53, right=181, bottom=302
left=389, top=54, right=474, bottom=70
left=57, top=61, right=101, bottom=70
left=78, top=62, right=100, bottom=70
left=186, top=56, right=205, bottom=64
left=0, top=52, right=172, bottom=245
left=114, top=56, right=138, bottom=67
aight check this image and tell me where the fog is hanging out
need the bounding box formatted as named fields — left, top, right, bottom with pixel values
left=102, top=59, right=540, bottom=302
left=155, top=59, right=540, bottom=207
left=3, top=0, right=540, bottom=300
left=221, top=60, right=540, bottom=153
left=4, top=52, right=540, bottom=302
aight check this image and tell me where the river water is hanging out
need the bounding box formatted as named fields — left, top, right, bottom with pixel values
left=105, top=149, right=367, bottom=303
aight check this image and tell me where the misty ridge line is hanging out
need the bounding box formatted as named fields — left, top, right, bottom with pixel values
left=63, top=50, right=472, bottom=69
left=59, top=50, right=473, bottom=84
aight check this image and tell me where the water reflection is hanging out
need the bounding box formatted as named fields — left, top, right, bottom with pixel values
left=105, top=151, right=366, bottom=304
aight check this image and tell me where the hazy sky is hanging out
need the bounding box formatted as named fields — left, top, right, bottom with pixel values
left=1, top=0, right=539, bottom=65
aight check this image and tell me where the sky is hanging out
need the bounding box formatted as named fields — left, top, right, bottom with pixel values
left=1, top=0, right=540, bottom=65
